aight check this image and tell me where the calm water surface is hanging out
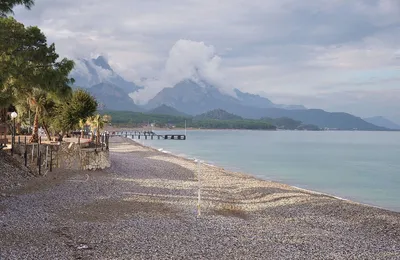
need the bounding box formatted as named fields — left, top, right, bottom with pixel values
left=137, top=130, right=400, bottom=212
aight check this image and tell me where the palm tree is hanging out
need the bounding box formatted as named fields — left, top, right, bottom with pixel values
left=28, top=89, right=47, bottom=143
left=87, top=114, right=108, bottom=144
left=78, top=119, right=86, bottom=138
left=94, top=114, right=105, bottom=145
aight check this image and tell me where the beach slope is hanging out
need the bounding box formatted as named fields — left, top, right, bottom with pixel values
left=0, top=137, right=399, bottom=259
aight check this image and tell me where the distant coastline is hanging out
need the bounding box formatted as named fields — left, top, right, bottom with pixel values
left=105, top=125, right=399, bottom=132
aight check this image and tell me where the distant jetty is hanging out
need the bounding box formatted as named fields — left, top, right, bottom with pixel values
left=112, top=130, right=186, bottom=140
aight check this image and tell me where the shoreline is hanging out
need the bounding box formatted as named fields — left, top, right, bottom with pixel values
left=126, top=136, right=397, bottom=213
left=1, top=136, right=400, bottom=259
left=105, top=126, right=400, bottom=132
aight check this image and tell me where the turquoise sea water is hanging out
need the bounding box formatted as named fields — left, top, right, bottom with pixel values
left=137, top=130, right=400, bottom=212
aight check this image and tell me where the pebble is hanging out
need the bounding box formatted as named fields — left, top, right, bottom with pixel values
left=0, top=137, right=399, bottom=259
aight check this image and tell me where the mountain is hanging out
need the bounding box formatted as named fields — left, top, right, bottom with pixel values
left=234, top=89, right=274, bottom=108
left=363, top=116, right=400, bottom=130
left=194, top=109, right=243, bottom=121
left=87, top=83, right=142, bottom=112
left=146, top=80, right=307, bottom=115
left=71, top=56, right=143, bottom=94
left=262, top=117, right=320, bottom=130
left=146, top=80, right=387, bottom=131
left=259, top=108, right=388, bottom=131
left=149, top=105, right=188, bottom=117
left=234, top=89, right=306, bottom=110
left=146, top=79, right=241, bottom=114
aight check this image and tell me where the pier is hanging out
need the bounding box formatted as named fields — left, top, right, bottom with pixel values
left=112, top=131, right=186, bottom=141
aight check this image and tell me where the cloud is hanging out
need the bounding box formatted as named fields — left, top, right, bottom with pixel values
left=163, top=40, right=222, bottom=85
left=11, top=0, right=400, bottom=119
left=132, top=39, right=232, bottom=104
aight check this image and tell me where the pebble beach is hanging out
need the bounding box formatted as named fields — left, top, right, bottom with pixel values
left=0, top=136, right=399, bottom=259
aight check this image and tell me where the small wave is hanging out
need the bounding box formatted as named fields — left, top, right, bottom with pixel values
left=291, top=185, right=350, bottom=201
left=202, top=162, right=219, bottom=168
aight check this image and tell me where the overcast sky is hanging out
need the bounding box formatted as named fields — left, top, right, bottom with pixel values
left=14, top=0, right=400, bottom=123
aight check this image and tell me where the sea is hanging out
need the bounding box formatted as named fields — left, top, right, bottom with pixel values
left=134, top=130, right=400, bottom=212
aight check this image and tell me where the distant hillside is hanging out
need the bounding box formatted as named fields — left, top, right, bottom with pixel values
left=88, top=83, right=142, bottom=112
left=100, top=110, right=188, bottom=126
left=149, top=105, right=188, bottom=117
left=363, top=116, right=400, bottom=130
left=259, top=108, right=389, bottom=131
left=234, top=89, right=306, bottom=110
left=194, top=109, right=242, bottom=121
left=101, top=110, right=275, bottom=130
left=145, top=79, right=385, bottom=130
left=262, top=117, right=320, bottom=131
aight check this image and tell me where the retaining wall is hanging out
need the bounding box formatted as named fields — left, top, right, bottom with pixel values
left=13, top=142, right=110, bottom=171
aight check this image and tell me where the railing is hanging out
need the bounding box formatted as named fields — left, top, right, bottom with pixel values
left=0, top=123, right=8, bottom=150
left=11, top=133, right=110, bottom=174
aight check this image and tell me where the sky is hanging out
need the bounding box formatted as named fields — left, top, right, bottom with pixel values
left=13, top=0, right=400, bottom=123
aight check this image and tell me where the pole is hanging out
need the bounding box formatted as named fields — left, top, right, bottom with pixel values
left=24, top=136, right=27, bottom=167
left=50, top=147, right=53, bottom=172
left=106, top=134, right=109, bottom=150
left=31, top=144, right=34, bottom=163
left=185, top=120, right=187, bottom=137
left=45, top=146, right=49, bottom=168
left=24, top=149, right=27, bottom=167
left=38, top=151, right=41, bottom=175
left=11, top=118, right=15, bottom=156
left=37, top=137, right=40, bottom=159
left=28, top=110, right=30, bottom=134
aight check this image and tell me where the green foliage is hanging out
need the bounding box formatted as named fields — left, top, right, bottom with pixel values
left=0, top=17, right=74, bottom=108
left=101, top=110, right=190, bottom=127
left=149, top=104, right=188, bottom=117
left=100, top=110, right=276, bottom=130
left=194, top=109, right=243, bottom=121
left=261, top=117, right=320, bottom=130
left=53, top=89, right=98, bottom=133
left=262, top=117, right=301, bottom=130
left=178, top=119, right=276, bottom=130
left=102, top=110, right=323, bottom=131
left=0, top=0, right=34, bottom=17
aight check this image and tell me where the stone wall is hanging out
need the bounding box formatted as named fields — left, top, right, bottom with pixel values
left=13, top=142, right=110, bottom=171
left=80, top=148, right=110, bottom=170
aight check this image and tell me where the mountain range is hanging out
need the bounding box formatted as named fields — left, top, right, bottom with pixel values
left=71, top=56, right=143, bottom=93
left=70, top=55, right=396, bottom=131
left=149, top=104, right=188, bottom=117
left=363, top=116, right=400, bottom=130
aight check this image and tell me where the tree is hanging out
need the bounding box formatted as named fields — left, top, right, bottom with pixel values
left=53, top=89, right=98, bottom=134
left=0, top=0, right=34, bottom=17
left=93, top=114, right=105, bottom=145
left=86, top=114, right=109, bottom=144
left=78, top=119, right=86, bottom=138
left=1, top=17, right=75, bottom=132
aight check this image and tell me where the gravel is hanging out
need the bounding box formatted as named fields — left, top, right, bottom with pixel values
left=0, top=136, right=399, bottom=259
left=0, top=151, right=33, bottom=193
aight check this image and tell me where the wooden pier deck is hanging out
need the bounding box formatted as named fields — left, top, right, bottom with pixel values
left=112, top=131, right=186, bottom=141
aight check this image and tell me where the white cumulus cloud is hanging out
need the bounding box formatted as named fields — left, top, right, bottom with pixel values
left=132, top=39, right=234, bottom=104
